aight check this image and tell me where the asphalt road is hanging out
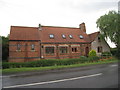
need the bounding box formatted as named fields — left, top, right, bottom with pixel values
left=1, top=62, right=119, bottom=88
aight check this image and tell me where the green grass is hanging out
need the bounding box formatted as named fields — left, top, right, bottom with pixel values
left=2, top=58, right=118, bottom=74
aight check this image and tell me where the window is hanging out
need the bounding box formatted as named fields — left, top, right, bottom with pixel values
left=98, top=37, right=101, bottom=42
left=17, top=44, right=21, bottom=50
left=45, top=47, right=54, bottom=54
left=69, top=35, right=73, bottom=39
left=59, top=47, right=68, bottom=54
left=49, top=34, right=54, bottom=38
left=62, top=34, right=66, bottom=38
left=97, top=46, right=102, bottom=53
left=72, top=47, right=77, bottom=52
left=31, top=44, right=35, bottom=50
left=79, top=35, right=83, bottom=39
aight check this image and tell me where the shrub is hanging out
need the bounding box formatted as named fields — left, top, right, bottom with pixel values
left=87, top=56, right=100, bottom=62
left=110, top=48, right=117, bottom=56
left=2, top=56, right=100, bottom=69
left=88, top=50, right=97, bottom=57
left=101, top=52, right=112, bottom=58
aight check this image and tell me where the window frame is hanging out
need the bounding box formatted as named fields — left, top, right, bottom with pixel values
left=79, top=35, right=84, bottom=39
left=45, top=47, right=55, bottom=55
left=97, top=46, right=102, bottom=53
left=62, top=34, right=66, bottom=39
left=69, top=35, right=73, bottom=39
left=49, top=34, right=54, bottom=39
left=98, top=37, right=101, bottom=42
left=16, top=44, right=21, bottom=51
left=72, top=47, right=78, bottom=53
left=59, top=47, right=68, bottom=54
left=31, top=44, right=35, bottom=51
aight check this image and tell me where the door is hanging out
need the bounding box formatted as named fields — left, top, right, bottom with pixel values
left=85, top=47, right=89, bottom=56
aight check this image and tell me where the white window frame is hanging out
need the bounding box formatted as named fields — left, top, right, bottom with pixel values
left=49, top=34, right=54, bottom=38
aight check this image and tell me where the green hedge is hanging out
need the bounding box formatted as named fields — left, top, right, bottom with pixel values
left=2, top=56, right=100, bottom=69
left=101, top=52, right=112, bottom=58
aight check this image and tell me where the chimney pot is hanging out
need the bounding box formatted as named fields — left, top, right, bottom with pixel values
left=38, top=24, right=42, bottom=30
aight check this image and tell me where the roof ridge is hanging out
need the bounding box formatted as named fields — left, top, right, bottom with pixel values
left=11, top=25, right=79, bottom=29
left=11, top=26, right=38, bottom=29
left=42, top=25, right=79, bottom=29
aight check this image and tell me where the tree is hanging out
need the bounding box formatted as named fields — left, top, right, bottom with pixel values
left=1, top=35, right=9, bottom=61
left=96, top=11, right=120, bottom=59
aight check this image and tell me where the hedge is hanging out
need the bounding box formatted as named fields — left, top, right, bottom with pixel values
left=2, top=56, right=100, bottom=69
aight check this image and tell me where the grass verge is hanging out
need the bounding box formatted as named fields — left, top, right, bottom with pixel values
left=2, top=58, right=119, bottom=74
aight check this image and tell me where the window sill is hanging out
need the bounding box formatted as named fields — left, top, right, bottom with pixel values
left=16, top=50, right=21, bottom=52
left=72, top=52, right=79, bottom=53
left=45, top=54, right=55, bottom=56
left=31, top=50, right=35, bottom=52
left=60, top=53, right=68, bottom=55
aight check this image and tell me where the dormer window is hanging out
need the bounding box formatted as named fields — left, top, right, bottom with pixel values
left=79, top=35, right=83, bottom=39
left=49, top=34, right=54, bottom=39
left=62, top=34, right=66, bottom=39
left=69, top=35, right=73, bottom=39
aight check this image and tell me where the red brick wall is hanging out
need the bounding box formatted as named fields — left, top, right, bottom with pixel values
left=9, top=42, right=91, bottom=62
left=41, top=43, right=91, bottom=59
left=9, top=41, right=40, bottom=62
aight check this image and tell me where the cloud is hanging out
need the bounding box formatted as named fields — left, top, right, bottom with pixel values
left=0, top=0, right=118, bottom=48
left=59, top=0, right=118, bottom=13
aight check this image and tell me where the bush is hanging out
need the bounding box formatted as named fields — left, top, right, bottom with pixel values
left=110, top=48, right=117, bottom=56
left=87, top=56, right=100, bottom=62
left=88, top=50, right=97, bottom=57
left=101, top=52, right=112, bottom=58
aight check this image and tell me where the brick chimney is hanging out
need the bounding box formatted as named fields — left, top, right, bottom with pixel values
left=79, top=22, right=86, bottom=33
left=38, top=24, right=42, bottom=30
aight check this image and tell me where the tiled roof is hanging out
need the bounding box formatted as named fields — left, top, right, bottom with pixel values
left=88, top=32, right=100, bottom=42
left=9, top=26, right=40, bottom=40
left=9, top=25, right=98, bottom=43
left=39, top=26, right=91, bottom=43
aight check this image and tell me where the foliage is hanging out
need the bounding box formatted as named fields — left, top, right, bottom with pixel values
left=2, top=57, right=101, bottom=69
left=101, top=52, right=112, bottom=58
left=87, top=56, right=100, bottom=62
left=2, top=58, right=118, bottom=74
left=88, top=50, right=97, bottom=57
left=110, top=48, right=117, bottom=56
left=1, top=35, right=9, bottom=61
left=96, top=10, right=120, bottom=59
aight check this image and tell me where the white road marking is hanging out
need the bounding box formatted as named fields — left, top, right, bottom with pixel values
left=3, top=73, right=102, bottom=88
left=0, top=75, right=17, bottom=78
left=110, top=64, right=118, bottom=67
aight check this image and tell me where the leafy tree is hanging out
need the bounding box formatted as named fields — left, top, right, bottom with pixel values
left=1, top=35, right=9, bottom=61
left=96, top=11, right=120, bottom=59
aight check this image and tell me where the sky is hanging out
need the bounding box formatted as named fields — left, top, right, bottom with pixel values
left=0, top=0, right=119, bottom=48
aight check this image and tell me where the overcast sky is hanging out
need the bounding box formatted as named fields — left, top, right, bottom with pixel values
left=0, top=0, right=119, bottom=48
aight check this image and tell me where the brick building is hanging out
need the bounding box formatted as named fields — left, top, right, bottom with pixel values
left=9, top=23, right=110, bottom=62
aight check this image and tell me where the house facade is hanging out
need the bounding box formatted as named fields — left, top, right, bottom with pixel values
left=89, top=32, right=110, bottom=56
left=9, top=23, right=110, bottom=62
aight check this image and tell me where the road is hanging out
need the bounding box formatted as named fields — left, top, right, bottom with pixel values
left=1, top=62, right=119, bottom=88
